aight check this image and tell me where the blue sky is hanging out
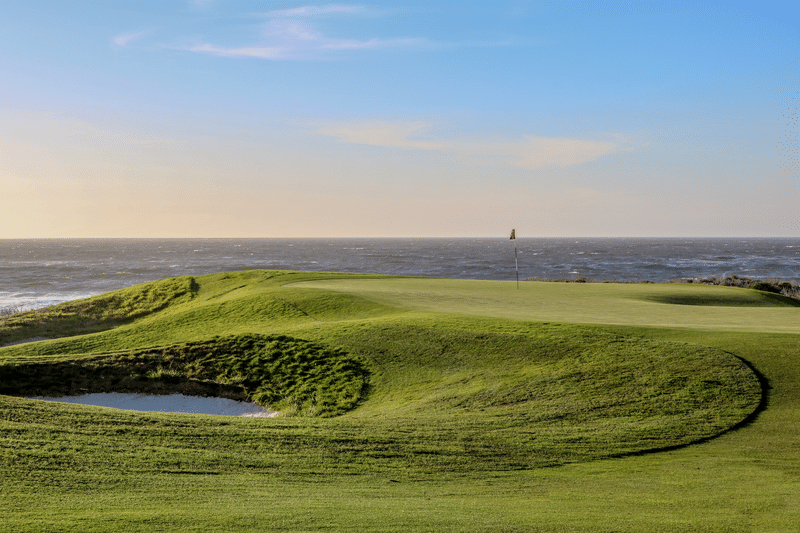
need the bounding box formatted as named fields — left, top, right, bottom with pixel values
left=1, top=0, right=798, bottom=237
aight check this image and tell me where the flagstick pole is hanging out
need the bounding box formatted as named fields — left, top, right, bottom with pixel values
left=510, top=229, right=519, bottom=289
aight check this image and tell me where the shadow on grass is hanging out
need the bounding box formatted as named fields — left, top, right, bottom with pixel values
left=605, top=352, right=770, bottom=462
left=638, top=293, right=800, bottom=307
left=0, top=333, right=369, bottom=418
left=0, top=357, right=249, bottom=401
left=723, top=353, right=771, bottom=431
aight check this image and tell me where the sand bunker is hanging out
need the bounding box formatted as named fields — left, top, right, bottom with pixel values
left=30, top=392, right=277, bottom=417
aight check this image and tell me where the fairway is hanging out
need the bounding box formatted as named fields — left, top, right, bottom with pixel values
left=295, top=277, right=800, bottom=332
left=1, top=271, right=799, bottom=532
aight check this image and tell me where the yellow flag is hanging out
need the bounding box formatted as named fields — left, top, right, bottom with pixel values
left=510, top=229, right=516, bottom=240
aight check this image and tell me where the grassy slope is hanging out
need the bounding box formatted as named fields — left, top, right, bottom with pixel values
left=0, top=276, right=197, bottom=348
left=1, top=271, right=798, bottom=532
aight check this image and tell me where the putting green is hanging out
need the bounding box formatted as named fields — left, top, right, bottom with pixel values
left=293, top=277, right=800, bottom=332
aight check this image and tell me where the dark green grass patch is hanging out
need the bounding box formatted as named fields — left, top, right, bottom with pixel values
left=634, top=286, right=800, bottom=307
left=0, top=334, right=367, bottom=417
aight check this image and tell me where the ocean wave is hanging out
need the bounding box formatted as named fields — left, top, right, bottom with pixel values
left=1, top=238, right=799, bottom=306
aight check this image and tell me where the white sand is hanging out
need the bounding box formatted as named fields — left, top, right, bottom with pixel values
left=2, top=337, right=50, bottom=347
left=30, top=392, right=277, bottom=417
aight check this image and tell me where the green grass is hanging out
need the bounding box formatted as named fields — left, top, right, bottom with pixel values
left=296, top=277, right=800, bottom=331
left=1, top=270, right=798, bottom=531
left=0, top=276, right=197, bottom=347
left=0, top=334, right=367, bottom=417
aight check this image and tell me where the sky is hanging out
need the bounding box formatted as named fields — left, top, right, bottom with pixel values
left=1, top=0, right=798, bottom=238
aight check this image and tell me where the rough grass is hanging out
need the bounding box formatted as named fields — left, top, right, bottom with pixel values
left=0, top=276, right=197, bottom=347
left=0, top=270, right=796, bottom=532
left=0, top=334, right=367, bottom=417
left=0, top=271, right=761, bottom=468
left=0, top=323, right=760, bottom=474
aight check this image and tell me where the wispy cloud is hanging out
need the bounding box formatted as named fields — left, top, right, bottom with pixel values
left=315, top=122, right=443, bottom=150
left=179, top=4, right=423, bottom=60
left=113, top=31, right=149, bottom=48
left=314, top=121, right=632, bottom=170
left=266, top=4, right=368, bottom=18
left=460, top=136, right=623, bottom=170
left=181, top=43, right=291, bottom=60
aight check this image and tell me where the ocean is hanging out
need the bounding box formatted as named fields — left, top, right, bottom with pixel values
left=1, top=238, right=799, bottom=311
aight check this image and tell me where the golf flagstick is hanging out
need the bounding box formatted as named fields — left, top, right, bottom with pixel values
left=510, top=229, right=518, bottom=288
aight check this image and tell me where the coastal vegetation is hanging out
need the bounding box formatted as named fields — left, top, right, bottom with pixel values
left=1, top=270, right=798, bottom=531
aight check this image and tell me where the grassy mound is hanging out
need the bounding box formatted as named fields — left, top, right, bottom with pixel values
left=334, top=322, right=761, bottom=461
left=0, top=324, right=760, bottom=476
left=0, top=334, right=367, bottom=417
left=0, top=276, right=197, bottom=347
left=0, top=271, right=762, bottom=468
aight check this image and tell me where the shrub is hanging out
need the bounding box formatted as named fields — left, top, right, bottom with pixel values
left=748, top=281, right=782, bottom=294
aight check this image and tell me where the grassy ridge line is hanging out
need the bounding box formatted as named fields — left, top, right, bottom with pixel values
left=0, top=276, right=197, bottom=347
left=0, top=271, right=401, bottom=362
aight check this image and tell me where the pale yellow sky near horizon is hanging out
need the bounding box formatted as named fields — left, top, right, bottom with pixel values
left=2, top=105, right=785, bottom=238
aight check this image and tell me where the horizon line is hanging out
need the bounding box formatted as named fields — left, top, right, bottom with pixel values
left=0, top=236, right=797, bottom=240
